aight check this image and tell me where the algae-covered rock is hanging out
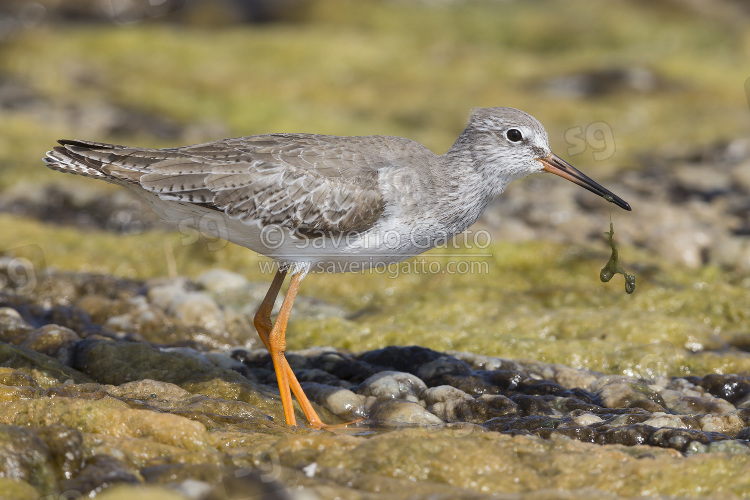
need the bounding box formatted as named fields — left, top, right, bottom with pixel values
left=0, top=478, right=41, bottom=500
left=19, top=324, right=79, bottom=364
left=61, top=454, right=141, bottom=497
left=0, top=397, right=210, bottom=451
left=0, top=424, right=57, bottom=496
left=0, top=308, right=34, bottom=344
left=72, top=338, right=288, bottom=425
left=0, top=342, right=92, bottom=387
left=94, top=484, right=190, bottom=500
left=34, top=424, right=84, bottom=481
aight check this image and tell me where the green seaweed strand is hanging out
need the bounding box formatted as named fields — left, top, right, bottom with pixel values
left=600, top=220, right=636, bottom=294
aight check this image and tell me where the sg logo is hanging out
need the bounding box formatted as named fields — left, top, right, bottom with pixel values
left=565, top=121, right=616, bottom=161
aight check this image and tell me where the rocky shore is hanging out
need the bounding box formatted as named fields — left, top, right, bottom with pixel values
left=0, top=1, right=748, bottom=497
left=0, top=266, right=748, bottom=498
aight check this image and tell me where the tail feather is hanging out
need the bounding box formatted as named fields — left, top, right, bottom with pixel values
left=43, top=139, right=149, bottom=185
left=44, top=144, right=108, bottom=180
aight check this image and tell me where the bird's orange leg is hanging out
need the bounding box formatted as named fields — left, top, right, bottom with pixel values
left=254, top=269, right=325, bottom=428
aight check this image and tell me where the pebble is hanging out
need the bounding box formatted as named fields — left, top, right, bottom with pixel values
left=195, top=269, right=249, bottom=293
left=367, top=399, right=443, bottom=425
left=355, top=371, right=427, bottom=403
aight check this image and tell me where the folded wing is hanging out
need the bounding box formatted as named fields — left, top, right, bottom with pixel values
left=44, top=134, right=389, bottom=234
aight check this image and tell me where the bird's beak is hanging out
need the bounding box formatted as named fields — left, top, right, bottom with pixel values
left=538, top=153, right=631, bottom=211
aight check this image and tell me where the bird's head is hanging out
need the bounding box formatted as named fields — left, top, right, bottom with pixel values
left=461, top=107, right=631, bottom=211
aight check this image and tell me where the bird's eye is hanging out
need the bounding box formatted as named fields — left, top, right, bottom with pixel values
left=506, top=129, right=523, bottom=142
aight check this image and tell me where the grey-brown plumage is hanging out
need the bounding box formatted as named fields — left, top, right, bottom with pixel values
left=44, top=107, right=630, bottom=274
left=46, top=135, right=391, bottom=234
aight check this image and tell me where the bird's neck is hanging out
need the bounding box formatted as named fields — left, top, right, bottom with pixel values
left=432, top=136, right=501, bottom=236
left=444, top=131, right=509, bottom=200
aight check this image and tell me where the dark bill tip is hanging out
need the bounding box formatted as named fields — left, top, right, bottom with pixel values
left=538, top=153, right=631, bottom=211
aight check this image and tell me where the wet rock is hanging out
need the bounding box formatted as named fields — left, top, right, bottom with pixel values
left=354, top=371, right=426, bottom=403
left=356, top=345, right=444, bottom=374
left=301, top=383, right=367, bottom=420
left=367, top=399, right=443, bottom=425
left=516, top=379, right=569, bottom=397
left=649, top=428, right=729, bottom=453
left=70, top=338, right=284, bottom=421
left=306, top=349, right=376, bottom=383
left=697, top=413, right=746, bottom=437
left=2, top=289, right=750, bottom=499
left=698, top=374, right=750, bottom=404
left=447, top=394, right=519, bottom=424
left=0, top=342, right=92, bottom=387
left=296, top=367, right=342, bottom=387
left=0, top=424, right=57, bottom=495
left=106, top=379, right=191, bottom=402
left=211, top=467, right=297, bottom=500
left=141, top=465, right=219, bottom=492
left=597, top=424, right=656, bottom=446
left=415, top=355, right=472, bottom=382
left=0, top=307, right=34, bottom=342
left=661, top=388, right=736, bottom=415
left=429, top=372, right=503, bottom=396
left=483, top=369, right=524, bottom=391
left=61, top=454, right=140, bottom=497
left=19, top=324, right=79, bottom=364
left=0, top=395, right=211, bottom=450
left=94, top=485, right=191, bottom=500
left=555, top=396, right=600, bottom=412
left=569, top=413, right=604, bottom=427
left=450, top=351, right=514, bottom=371
left=162, top=394, right=273, bottom=427
left=147, top=279, right=226, bottom=333
left=422, top=385, right=472, bottom=421
left=688, top=439, right=750, bottom=455
left=539, top=425, right=599, bottom=443
left=35, top=424, right=84, bottom=481
left=483, top=414, right=561, bottom=434
left=0, top=367, right=39, bottom=388
left=511, top=394, right=555, bottom=416
left=548, top=363, right=600, bottom=390
left=641, top=412, right=690, bottom=430
left=594, top=377, right=667, bottom=412
left=73, top=338, right=227, bottom=386
left=195, top=269, right=249, bottom=294
left=0, top=478, right=40, bottom=500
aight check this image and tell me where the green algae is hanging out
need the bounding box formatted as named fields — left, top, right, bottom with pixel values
left=0, top=340, right=748, bottom=498
left=0, top=478, right=41, bottom=500
left=267, top=428, right=750, bottom=498
left=0, top=424, right=58, bottom=496
left=599, top=222, right=636, bottom=294
left=71, top=339, right=292, bottom=424
left=95, top=485, right=190, bottom=500
left=4, top=211, right=750, bottom=377
left=0, top=343, right=92, bottom=388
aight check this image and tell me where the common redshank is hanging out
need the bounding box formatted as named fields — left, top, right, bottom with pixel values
left=44, top=107, right=631, bottom=428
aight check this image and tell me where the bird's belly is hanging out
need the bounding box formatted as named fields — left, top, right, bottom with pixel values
left=137, top=191, right=432, bottom=273
left=266, top=223, right=433, bottom=273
